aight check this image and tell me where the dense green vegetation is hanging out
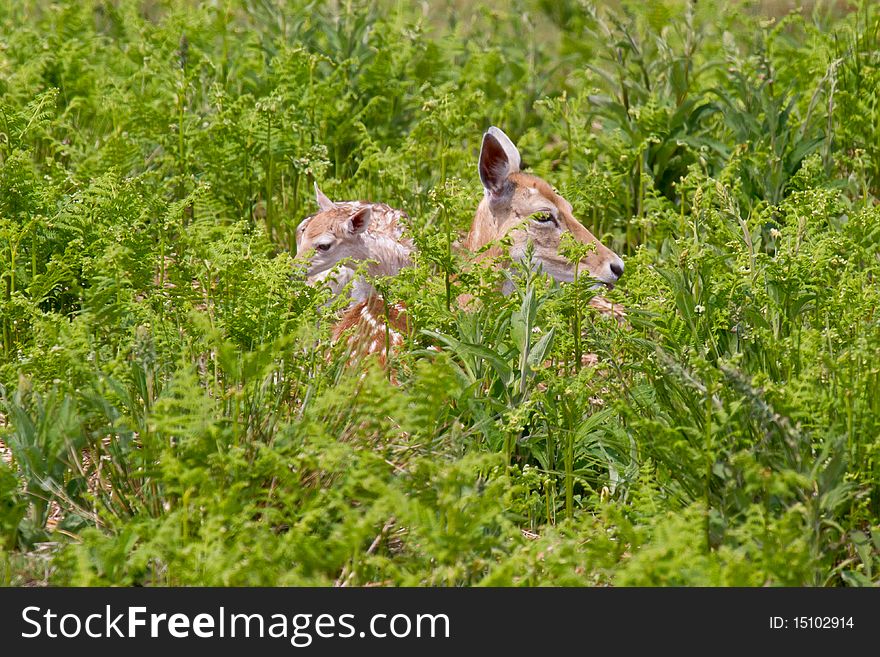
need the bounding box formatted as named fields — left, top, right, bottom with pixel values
left=1, top=0, right=879, bottom=586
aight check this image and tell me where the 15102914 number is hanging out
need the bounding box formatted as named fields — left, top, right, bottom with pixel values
left=794, top=617, right=854, bottom=629
left=770, top=616, right=854, bottom=630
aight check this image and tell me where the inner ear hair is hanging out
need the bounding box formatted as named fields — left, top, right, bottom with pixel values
left=347, top=206, right=372, bottom=235
left=479, top=132, right=512, bottom=196
left=485, top=126, right=522, bottom=172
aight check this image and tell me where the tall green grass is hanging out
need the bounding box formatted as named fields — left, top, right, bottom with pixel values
left=1, top=0, right=878, bottom=586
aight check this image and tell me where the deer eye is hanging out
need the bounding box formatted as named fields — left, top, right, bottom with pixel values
left=315, top=243, right=332, bottom=253
left=530, top=211, right=555, bottom=224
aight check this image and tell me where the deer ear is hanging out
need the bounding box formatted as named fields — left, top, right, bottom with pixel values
left=479, top=126, right=521, bottom=197
left=314, top=182, right=336, bottom=211
left=487, top=127, right=521, bottom=172
left=346, top=206, right=371, bottom=235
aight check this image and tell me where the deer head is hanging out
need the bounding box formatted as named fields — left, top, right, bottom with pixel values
left=465, top=126, right=624, bottom=289
left=295, top=183, right=413, bottom=299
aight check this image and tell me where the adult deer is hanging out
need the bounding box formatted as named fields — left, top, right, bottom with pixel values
left=465, top=126, right=624, bottom=315
left=295, top=184, right=412, bottom=363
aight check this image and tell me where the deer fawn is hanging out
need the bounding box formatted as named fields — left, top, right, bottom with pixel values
left=296, top=183, right=413, bottom=300
left=465, top=127, right=624, bottom=316
left=295, top=184, right=413, bottom=363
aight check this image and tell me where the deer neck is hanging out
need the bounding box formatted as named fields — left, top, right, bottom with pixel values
left=361, top=232, right=413, bottom=278
left=466, top=197, right=508, bottom=252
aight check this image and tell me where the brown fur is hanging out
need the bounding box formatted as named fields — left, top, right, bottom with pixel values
left=465, top=128, right=626, bottom=321
left=333, top=295, right=410, bottom=368
left=296, top=188, right=413, bottom=371
left=466, top=171, right=622, bottom=286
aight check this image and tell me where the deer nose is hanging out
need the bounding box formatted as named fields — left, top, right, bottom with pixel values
left=609, top=258, right=624, bottom=280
